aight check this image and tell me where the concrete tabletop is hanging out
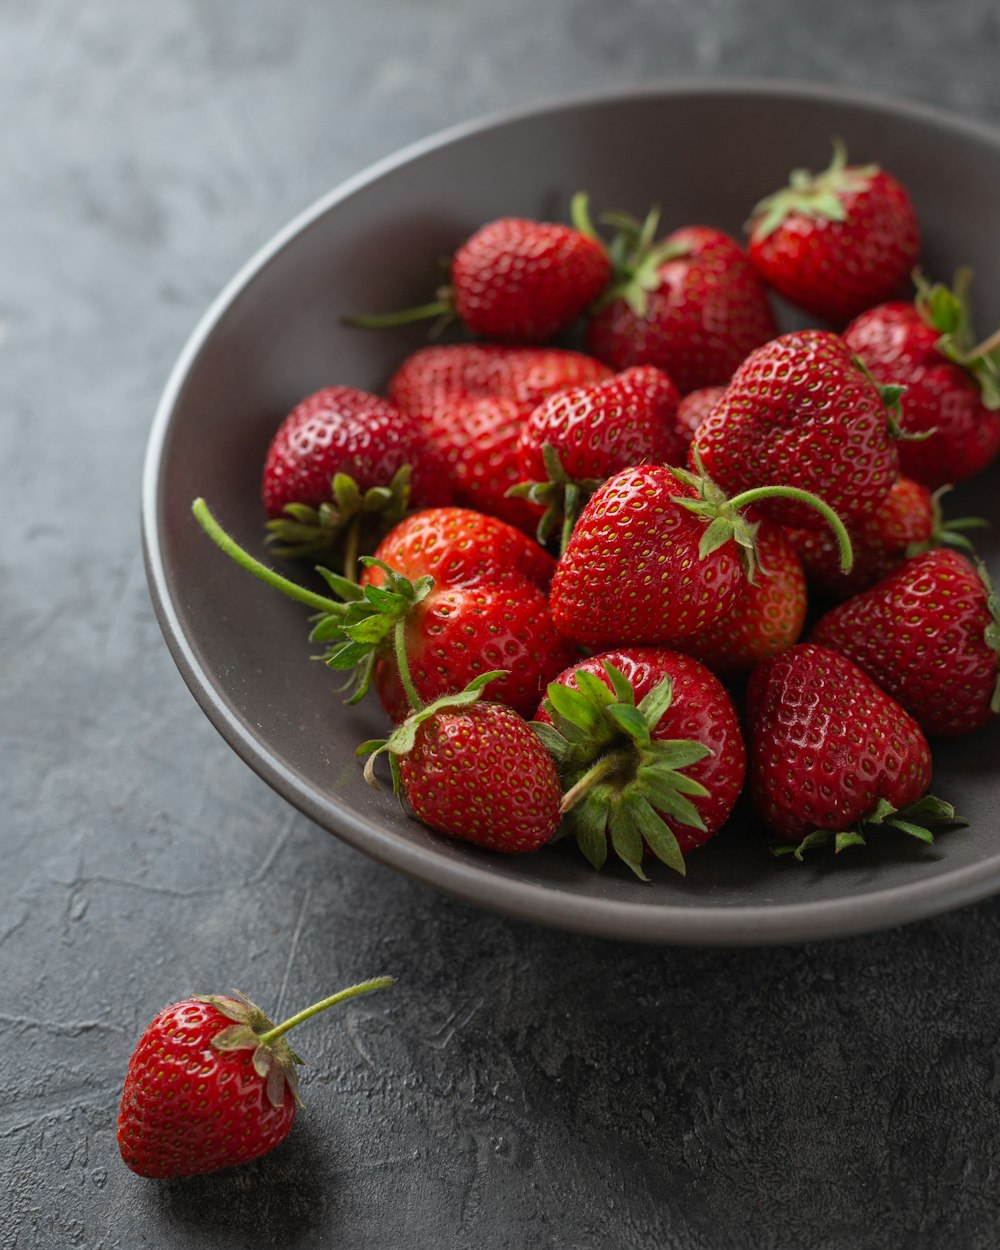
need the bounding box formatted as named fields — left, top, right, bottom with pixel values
left=4, top=2, right=1000, bottom=1247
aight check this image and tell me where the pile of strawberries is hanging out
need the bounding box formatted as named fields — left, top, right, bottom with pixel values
left=197, top=143, right=1000, bottom=877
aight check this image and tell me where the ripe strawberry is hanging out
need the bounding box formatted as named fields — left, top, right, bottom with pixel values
left=387, top=343, right=612, bottom=417
left=675, top=386, right=726, bottom=448
left=671, top=520, right=807, bottom=677
left=810, top=549, right=1000, bottom=738
left=691, top=329, right=900, bottom=529
left=584, top=217, right=777, bottom=394
left=747, top=644, right=963, bottom=856
left=360, top=674, right=562, bottom=853
left=349, top=208, right=611, bottom=343
left=533, top=648, right=745, bottom=877
left=548, top=461, right=851, bottom=649
left=118, top=978, right=393, bottom=1178
left=787, top=478, right=986, bottom=602
left=192, top=501, right=575, bottom=724
left=746, top=142, right=920, bottom=324
left=842, top=272, right=1000, bottom=489
left=260, top=386, right=432, bottom=571
left=512, top=365, right=685, bottom=546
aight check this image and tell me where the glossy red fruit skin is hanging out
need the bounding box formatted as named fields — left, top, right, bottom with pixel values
left=450, top=217, right=611, bottom=344
left=691, top=329, right=899, bottom=529
left=585, top=226, right=778, bottom=395
left=747, top=169, right=920, bottom=325
left=400, top=702, right=563, bottom=852
left=843, top=302, right=1000, bottom=489
left=365, top=508, right=575, bottom=722
left=810, top=549, right=999, bottom=739
left=786, top=475, right=933, bottom=602
left=117, top=999, right=294, bottom=1179
left=746, top=643, right=933, bottom=842
left=675, top=386, right=726, bottom=448
left=388, top=344, right=613, bottom=417
left=534, top=648, right=746, bottom=853
left=671, top=521, right=807, bottom=677
left=517, top=365, right=685, bottom=484
left=261, top=386, right=429, bottom=517
left=549, top=465, right=744, bottom=648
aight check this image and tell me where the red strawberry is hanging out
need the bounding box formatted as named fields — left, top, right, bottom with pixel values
left=387, top=343, right=613, bottom=416
left=192, top=500, right=575, bottom=725
left=549, top=461, right=852, bottom=649
left=512, top=365, right=685, bottom=545
left=533, top=648, right=745, bottom=876
left=842, top=272, right=1000, bottom=489
left=786, top=477, right=985, bottom=602
left=584, top=219, right=777, bottom=394
left=747, top=644, right=962, bottom=856
left=746, top=142, right=920, bottom=324
left=691, top=329, right=900, bottom=529
left=676, top=386, right=726, bottom=448
left=349, top=207, right=611, bottom=343
left=118, top=978, right=393, bottom=1178
left=810, top=549, right=1000, bottom=739
left=360, top=675, right=562, bottom=853
left=671, top=520, right=807, bottom=677
left=260, top=386, right=435, bottom=571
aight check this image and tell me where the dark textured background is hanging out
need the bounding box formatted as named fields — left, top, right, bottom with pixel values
left=4, top=3, right=1000, bottom=1248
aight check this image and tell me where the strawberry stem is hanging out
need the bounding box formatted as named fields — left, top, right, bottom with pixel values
left=343, top=514, right=362, bottom=584
left=393, top=616, right=423, bottom=713
left=256, top=977, right=395, bottom=1045
left=344, top=298, right=453, bottom=329
left=560, top=750, right=627, bottom=814
left=727, top=485, right=854, bottom=572
left=192, top=498, right=345, bottom=613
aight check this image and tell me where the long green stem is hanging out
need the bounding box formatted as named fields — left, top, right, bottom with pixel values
left=393, top=616, right=423, bottom=712
left=192, top=498, right=345, bottom=613
left=969, top=324, right=1000, bottom=360
left=345, top=299, right=451, bottom=329
left=727, top=485, right=855, bottom=572
left=257, top=977, right=395, bottom=1045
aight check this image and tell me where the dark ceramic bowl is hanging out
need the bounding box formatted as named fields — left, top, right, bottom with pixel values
left=142, top=81, right=1000, bottom=946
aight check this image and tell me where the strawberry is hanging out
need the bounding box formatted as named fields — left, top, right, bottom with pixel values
left=746, top=141, right=920, bottom=324
left=675, top=385, right=726, bottom=448
left=191, top=501, right=575, bottom=724
left=348, top=207, right=611, bottom=343
left=387, top=343, right=612, bottom=417
left=512, top=365, right=685, bottom=546
left=786, top=478, right=986, bottom=602
left=533, top=649, right=745, bottom=877
left=671, top=520, right=807, bottom=677
left=359, top=673, right=562, bottom=853
left=583, top=215, right=777, bottom=394
left=746, top=644, right=963, bottom=857
left=810, top=549, right=1000, bottom=739
left=548, top=462, right=851, bottom=649
left=260, top=386, right=430, bottom=573
left=118, top=978, right=393, bottom=1178
left=842, top=271, right=1000, bottom=489
left=691, top=329, right=900, bottom=529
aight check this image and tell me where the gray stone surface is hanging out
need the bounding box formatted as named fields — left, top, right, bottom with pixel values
left=3, top=2, right=1000, bottom=1247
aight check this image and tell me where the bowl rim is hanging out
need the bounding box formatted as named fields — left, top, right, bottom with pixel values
left=141, top=78, right=1000, bottom=947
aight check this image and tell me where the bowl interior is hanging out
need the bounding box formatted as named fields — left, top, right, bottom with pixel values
left=144, top=84, right=1000, bottom=945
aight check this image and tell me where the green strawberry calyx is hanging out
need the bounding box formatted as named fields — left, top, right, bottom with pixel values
left=357, top=669, right=508, bottom=797
left=747, top=139, right=878, bottom=241
left=977, top=559, right=1000, bottom=715
left=668, top=454, right=854, bottom=581
left=191, top=499, right=432, bottom=706
left=848, top=354, right=927, bottom=442
left=573, top=192, right=689, bottom=319
left=770, top=794, right=967, bottom=861
left=265, top=466, right=412, bottom=579
left=194, top=979, right=394, bottom=1109
left=905, top=484, right=989, bottom=558
left=915, top=268, right=1000, bottom=411
left=532, top=660, right=714, bottom=880
left=507, top=443, right=605, bottom=554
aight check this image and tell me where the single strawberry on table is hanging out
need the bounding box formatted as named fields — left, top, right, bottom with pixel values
left=810, top=548, right=1000, bottom=739
left=347, top=205, right=611, bottom=343
left=532, top=648, right=745, bottom=878
left=746, top=140, right=920, bottom=324
left=842, top=270, right=1000, bottom=489
left=118, top=978, right=393, bottom=1178
left=747, top=643, right=964, bottom=858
